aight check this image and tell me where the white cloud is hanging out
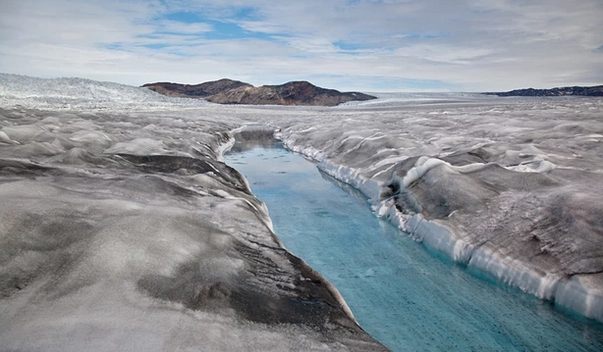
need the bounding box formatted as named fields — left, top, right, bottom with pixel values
left=0, top=0, right=602, bottom=91
left=157, top=20, right=212, bottom=34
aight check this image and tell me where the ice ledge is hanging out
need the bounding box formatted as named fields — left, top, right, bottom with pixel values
left=279, top=134, right=603, bottom=323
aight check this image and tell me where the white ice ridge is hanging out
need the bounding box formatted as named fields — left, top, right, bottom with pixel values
left=0, top=73, right=207, bottom=110
left=278, top=129, right=603, bottom=323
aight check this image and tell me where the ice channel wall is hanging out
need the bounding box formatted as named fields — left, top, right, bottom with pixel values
left=222, top=127, right=360, bottom=325
left=277, top=130, right=603, bottom=323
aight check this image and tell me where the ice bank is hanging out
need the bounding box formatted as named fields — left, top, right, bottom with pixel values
left=275, top=96, right=603, bottom=323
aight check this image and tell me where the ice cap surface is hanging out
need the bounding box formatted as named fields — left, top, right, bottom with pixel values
left=2, top=73, right=603, bottom=351
left=0, top=102, right=385, bottom=351
left=272, top=95, right=603, bottom=321
left=0, top=73, right=208, bottom=111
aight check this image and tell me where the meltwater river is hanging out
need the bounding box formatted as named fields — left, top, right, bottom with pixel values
left=225, top=142, right=603, bottom=352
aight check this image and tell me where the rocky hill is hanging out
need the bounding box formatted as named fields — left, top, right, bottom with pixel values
left=142, top=79, right=376, bottom=106
left=485, top=85, right=603, bottom=97
left=142, top=79, right=252, bottom=98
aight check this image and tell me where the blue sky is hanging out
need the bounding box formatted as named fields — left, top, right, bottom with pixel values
left=0, top=0, right=602, bottom=91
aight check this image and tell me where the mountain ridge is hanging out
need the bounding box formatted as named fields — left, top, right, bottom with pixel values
left=142, top=79, right=377, bottom=106
left=484, top=85, right=603, bottom=97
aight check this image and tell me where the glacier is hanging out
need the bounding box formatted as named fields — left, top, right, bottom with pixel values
left=276, top=96, right=603, bottom=322
left=0, top=75, right=385, bottom=351
left=224, top=142, right=603, bottom=351
left=1, top=73, right=603, bottom=350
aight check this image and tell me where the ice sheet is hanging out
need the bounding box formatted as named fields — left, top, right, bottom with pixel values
left=0, top=82, right=385, bottom=351
left=1, top=74, right=602, bottom=352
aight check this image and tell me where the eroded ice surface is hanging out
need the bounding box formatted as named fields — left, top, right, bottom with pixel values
left=0, top=73, right=207, bottom=111
left=226, top=143, right=603, bottom=352
left=0, top=106, right=384, bottom=351
left=2, top=74, right=603, bottom=350
left=269, top=97, right=603, bottom=322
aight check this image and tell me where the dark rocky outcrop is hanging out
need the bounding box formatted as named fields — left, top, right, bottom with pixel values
left=142, top=79, right=377, bottom=106
left=485, top=85, right=603, bottom=97
left=207, top=81, right=376, bottom=106
left=142, top=79, right=252, bottom=97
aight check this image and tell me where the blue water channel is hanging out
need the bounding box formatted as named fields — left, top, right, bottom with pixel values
left=225, top=142, right=603, bottom=351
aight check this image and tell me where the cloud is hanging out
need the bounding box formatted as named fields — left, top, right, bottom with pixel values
left=0, top=0, right=602, bottom=91
left=157, top=20, right=213, bottom=34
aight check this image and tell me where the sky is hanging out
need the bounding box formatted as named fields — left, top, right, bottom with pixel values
left=0, top=0, right=602, bottom=92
